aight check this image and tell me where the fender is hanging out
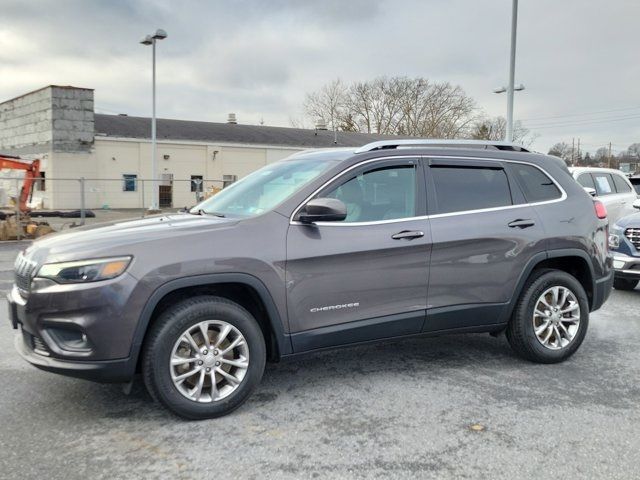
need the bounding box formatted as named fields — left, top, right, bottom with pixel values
left=505, top=248, right=596, bottom=321
left=128, top=273, right=293, bottom=367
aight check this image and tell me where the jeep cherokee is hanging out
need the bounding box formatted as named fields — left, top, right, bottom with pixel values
left=8, top=140, right=613, bottom=419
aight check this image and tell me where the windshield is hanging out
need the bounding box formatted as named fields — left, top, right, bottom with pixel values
left=192, top=158, right=336, bottom=217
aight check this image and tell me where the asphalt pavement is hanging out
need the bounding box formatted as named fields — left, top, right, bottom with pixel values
left=0, top=241, right=638, bottom=479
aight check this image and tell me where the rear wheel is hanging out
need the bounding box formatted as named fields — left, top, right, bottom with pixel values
left=613, top=277, right=638, bottom=291
left=506, top=270, right=589, bottom=363
left=142, top=296, right=266, bottom=419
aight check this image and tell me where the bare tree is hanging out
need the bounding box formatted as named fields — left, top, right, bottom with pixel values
left=303, top=76, right=478, bottom=138
left=548, top=142, right=573, bottom=164
left=470, top=116, right=534, bottom=146
left=303, top=79, right=348, bottom=133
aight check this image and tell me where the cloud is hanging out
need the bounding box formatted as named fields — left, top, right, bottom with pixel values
left=0, top=0, right=638, bottom=153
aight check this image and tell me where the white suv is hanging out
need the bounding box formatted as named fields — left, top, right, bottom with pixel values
left=570, top=167, right=637, bottom=223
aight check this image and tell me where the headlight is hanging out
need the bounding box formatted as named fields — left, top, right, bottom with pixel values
left=36, top=256, right=132, bottom=284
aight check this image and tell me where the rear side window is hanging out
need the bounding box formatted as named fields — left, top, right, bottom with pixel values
left=511, top=164, right=561, bottom=202
left=592, top=173, right=615, bottom=196
left=431, top=166, right=512, bottom=214
left=631, top=179, right=640, bottom=195
left=612, top=174, right=632, bottom=193
left=577, top=173, right=595, bottom=190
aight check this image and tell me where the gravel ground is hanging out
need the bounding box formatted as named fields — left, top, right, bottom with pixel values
left=0, top=241, right=638, bottom=479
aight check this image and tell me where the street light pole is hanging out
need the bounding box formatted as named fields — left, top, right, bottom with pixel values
left=140, top=29, right=167, bottom=211
left=505, top=0, right=519, bottom=143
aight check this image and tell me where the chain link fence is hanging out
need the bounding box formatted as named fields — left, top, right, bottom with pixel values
left=0, top=175, right=227, bottom=239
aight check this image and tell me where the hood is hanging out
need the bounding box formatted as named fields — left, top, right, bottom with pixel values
left=25, top=213, right=238, bottom=263
left=614, top=211, right=640, bottom=229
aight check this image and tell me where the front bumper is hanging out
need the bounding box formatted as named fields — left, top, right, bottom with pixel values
left=612, top=253, right=640, bottom=280
left=7, top=273, right=143, bottom=383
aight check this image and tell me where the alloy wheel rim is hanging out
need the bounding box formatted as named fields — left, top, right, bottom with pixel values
left=532, top=286, right=581, bottom=350
left=170, top=320, right=249, bottom=403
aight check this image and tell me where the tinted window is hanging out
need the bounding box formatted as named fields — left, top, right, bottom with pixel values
left=630, top=178, right=640, bottom=194
left=431, top=166, right=512, bottom=214
left=592, top=173, right=615, bottom=196
left=323, top=165, right=416, bottom=222
left=612, top=174, right=632, bottom=193
left=512, top=164, right=561, bottom=202
left=577, top=173, right=595, bottom=190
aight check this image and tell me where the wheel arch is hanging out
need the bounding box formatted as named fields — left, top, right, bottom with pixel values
left=507, top=249, right=596, bottom=321
left=130, top=274, right=292, bottom=371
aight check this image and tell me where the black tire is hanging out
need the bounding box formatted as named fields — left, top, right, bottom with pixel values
left=613, top=277, right=638, bottom=291
left=142, top=296, right=266, bottom=419
left=506, top=269, right=589, bottom=364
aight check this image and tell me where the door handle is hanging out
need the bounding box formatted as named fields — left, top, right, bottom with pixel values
left=392, top=230, right=424, bottom=240
left=508, top=219, right=535, bottom=229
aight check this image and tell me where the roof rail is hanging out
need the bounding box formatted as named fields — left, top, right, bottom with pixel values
left=354, top=139, right=529, bottom=154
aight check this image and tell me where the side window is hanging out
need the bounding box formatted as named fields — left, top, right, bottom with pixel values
left=592, top=173, right=614, bottom=196
left=511, top=164, right=561, bottom=203
left=577, top=173, right=595, bottom=190
left=612, top=174, right=632, bottom=194
left=322, top=165, right=416, bottom=222
left=431, top=166, right=512, bottom=214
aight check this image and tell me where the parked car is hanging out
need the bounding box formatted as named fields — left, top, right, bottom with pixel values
left=8, top=140, right=613, bottom=419
left=608, top=199, right=640, bottom=290
left=628, top=176, right=640, bottom=196
left=570, top=167, right=637, bottom=223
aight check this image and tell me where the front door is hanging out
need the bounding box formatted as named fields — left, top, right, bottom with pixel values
left=286, top=157, right=431, bottom=351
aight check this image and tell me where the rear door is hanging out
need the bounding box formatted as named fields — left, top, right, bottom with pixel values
left=286, top=157, right=431, bottom=350
left=424, top=158, right=550, bottom=331
left=610, top=172, right=637, bottom=219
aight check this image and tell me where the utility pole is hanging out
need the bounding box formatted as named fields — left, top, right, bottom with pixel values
left=608, top=142, right=612, bottom=168
left=505, top=0, right=519, bottom=142
left=572, top=138, right=575, bottom=165
left=577, top=138, right=581, bottom=164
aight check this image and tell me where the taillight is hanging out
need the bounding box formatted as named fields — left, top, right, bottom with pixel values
left=594, top=200, right=607, bottom=219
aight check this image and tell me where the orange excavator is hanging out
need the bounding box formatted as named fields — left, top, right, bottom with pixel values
left=0, top=154, right=53, bottom=240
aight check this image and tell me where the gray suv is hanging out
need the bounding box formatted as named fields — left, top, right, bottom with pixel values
left=8, top=140, right=613, bottom=419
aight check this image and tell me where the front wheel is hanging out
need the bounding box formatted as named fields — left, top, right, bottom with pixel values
left=613, top=277, right=638, bottom=291
left=142, top=296, right=266, bottom=419
left=506, top=270, right=589, bottom=363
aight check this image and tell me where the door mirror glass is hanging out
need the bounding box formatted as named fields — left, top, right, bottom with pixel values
left=299, top=198, right=347, bottom=223
left=633, top=199, right=640, bottom=210
left=584, top=187, right=597, bottom=197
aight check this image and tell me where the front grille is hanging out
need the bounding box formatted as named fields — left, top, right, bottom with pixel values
left=14, top=253, right=38, bottom=297
left=625, top=228, right=640, bottom=250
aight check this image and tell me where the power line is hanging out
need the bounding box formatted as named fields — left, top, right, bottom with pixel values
left=524, top=113, right=640, bottom=129
left=520, top=105, right=640, bottom=122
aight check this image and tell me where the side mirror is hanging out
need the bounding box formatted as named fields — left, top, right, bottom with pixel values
left=633, top=199, right=640, bottom=210
left=584, top=187, right=597, bottom=197
left=298, top=198, right=347, bottom=223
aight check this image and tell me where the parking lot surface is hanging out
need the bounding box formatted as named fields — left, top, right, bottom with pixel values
left=0, top=241, right=638, bottom=479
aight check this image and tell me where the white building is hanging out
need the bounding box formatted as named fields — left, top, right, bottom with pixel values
left=0, top=85, right=390, bottom=209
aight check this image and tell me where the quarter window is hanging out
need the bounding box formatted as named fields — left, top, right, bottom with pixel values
left=511, top=164, right=561, bottom=203
left=431, top=166, right=512, bottom=214
left=592, top=173, right=614, bottom=196
left=611, top=174, right=632, bottom=193
left=321, top=165, right=416, bottom=222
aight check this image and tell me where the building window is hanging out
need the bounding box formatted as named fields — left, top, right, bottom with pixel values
left=123, top=174, right=137, bottom=192
left=37, top=172, right=46, bottom=191
left=223, top=174, right=237, bottom=188
left=191, top=175, right=203, bottom=192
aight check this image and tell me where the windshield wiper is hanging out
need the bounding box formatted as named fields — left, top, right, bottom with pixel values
left=195, top=209, right=225, bottom=218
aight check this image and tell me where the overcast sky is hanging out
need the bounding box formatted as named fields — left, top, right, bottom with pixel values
left=1, top=0, right=639, bottom=154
